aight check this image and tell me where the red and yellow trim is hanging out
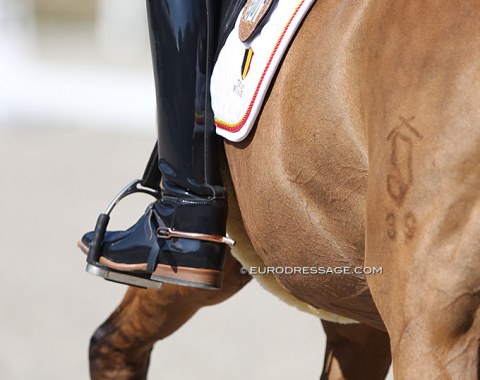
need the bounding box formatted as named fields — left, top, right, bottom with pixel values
left=215, top=0, right=306, bottom=132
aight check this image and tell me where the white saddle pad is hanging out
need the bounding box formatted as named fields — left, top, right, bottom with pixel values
left=211, top=0, right=316, bottom=142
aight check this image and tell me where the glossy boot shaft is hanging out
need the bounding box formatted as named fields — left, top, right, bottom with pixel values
left=147, top=0, right=223, bottom=196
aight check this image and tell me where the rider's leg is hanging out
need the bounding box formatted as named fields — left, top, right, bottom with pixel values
left=80, top=0, right=231, bottom=290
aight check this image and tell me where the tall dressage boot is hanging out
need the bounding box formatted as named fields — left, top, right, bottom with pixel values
left=79, top=0, right=234, bottom=290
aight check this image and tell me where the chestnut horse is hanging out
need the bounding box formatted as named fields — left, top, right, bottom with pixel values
left=88, top=1, right=480, bottom=379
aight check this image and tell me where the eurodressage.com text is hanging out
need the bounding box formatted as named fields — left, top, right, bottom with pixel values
left=241, top=266, right=383, bottom=276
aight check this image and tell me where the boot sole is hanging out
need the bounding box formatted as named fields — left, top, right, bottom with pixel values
left=78, top=241, right=222, bottom=290
left=150, top=265, right=223, bottom=290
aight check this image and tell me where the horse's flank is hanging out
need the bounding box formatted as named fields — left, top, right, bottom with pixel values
left=225, top=0, right=480, bottom=337
left=225, top=171, right=359, bottom=324
left=226, top=0, right=379, bottom=328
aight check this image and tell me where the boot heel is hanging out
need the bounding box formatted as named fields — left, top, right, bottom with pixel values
left=151, top=264, right=224, bottom=290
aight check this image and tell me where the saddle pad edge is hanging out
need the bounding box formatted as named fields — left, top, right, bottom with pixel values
left=213, top=0, right=317, bottom=143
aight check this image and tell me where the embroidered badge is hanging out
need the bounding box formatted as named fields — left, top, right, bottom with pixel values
left=239, top=0, right=275, bottom=42
left=241, top=48, right=254, bottom=79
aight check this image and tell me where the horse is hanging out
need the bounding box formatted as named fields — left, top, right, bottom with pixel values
left=86, top=1, right=480, bottom=378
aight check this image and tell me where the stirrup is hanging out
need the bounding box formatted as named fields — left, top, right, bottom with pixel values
left=85, top=179, right=163, bottom=289
left=86, top=263, right=163, bottom=289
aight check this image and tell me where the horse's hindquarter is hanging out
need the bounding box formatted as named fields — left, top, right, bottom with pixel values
left=225, top=0, right=383, bottom=327
left=362, top=1, right=480, bottom=367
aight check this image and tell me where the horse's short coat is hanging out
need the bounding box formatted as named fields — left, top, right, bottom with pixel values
left=89, top=1, right=480, bottom=378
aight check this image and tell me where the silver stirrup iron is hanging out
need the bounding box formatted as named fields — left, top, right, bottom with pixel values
left=85, top=179, right=164, bottom=289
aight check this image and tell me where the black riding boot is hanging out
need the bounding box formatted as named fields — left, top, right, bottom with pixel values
left=80, top=0, right=232, bottom=290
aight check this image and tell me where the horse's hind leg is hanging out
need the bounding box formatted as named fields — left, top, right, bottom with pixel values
left=89, top=252, right=250, bottom=380
left=320, top=321, right=391, bottom=380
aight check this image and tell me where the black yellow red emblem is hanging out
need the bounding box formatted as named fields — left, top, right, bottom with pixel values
left=241, top=48, right=254, bottom=80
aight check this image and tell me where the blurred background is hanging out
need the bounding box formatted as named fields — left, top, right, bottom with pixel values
left=0, top=0, right=154, bottom=133
left=0, top=1, right=329, bottom=379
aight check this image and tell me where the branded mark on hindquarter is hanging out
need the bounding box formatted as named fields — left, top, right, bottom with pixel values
left=386, top=116, right=423, bottom=206
left=385, top=209, right=417, bottom=241
left=386, top=212, right=396, bottom=240
left=403, top=212, right=417, bottom=240
left=385, top=116, right=422, bottom=242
